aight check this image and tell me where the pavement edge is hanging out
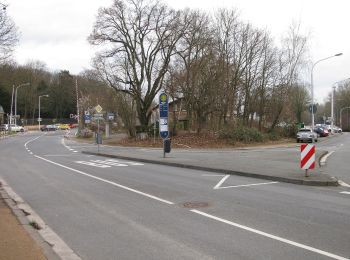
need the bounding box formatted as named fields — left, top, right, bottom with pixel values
left=0, top=178, right=82, bottom=260
left=82, top=151, right=339, bottom=187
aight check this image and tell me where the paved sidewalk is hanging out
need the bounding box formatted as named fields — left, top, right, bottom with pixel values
left=0, top=182, right=47, bottom=260
left=82, top=144, right=338, bottom=186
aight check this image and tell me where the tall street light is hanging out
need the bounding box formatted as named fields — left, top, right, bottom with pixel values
left=14, top=83, right=30, bottom=125
left=38, top=94, right=49, bottom=131
left=331, top=78, right=350, bottom=133
left=311, top=53, right=343, bottom=130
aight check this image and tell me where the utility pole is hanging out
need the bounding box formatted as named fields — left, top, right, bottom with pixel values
left=331, top=86, right=335, bottom=134
left=76, top=77, right=81, bottom=134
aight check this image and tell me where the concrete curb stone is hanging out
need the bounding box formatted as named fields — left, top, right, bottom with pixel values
left=82, top=151, right=339, bottom=186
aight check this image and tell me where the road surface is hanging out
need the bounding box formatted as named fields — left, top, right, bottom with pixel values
left=0, top=132, right=349, bottom=260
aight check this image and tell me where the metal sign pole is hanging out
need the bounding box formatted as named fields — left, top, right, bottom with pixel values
left=97, top=118, right=100, bottom=153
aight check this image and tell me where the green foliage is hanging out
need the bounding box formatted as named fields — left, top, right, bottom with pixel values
left=219, top=126, right=264, bottom=143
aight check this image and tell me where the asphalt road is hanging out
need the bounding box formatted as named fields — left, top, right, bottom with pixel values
left=320, top=133, right=350, bottom=185
left=0, top=132, right=349, bottom=260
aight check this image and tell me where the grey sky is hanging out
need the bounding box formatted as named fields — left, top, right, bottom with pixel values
left=7, top=0, right=350, bottom=103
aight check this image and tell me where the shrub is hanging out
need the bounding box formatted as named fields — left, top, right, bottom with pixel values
left=219, top=126, right=264, bottom=143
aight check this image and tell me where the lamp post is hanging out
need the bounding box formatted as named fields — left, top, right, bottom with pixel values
left=38, top=94, right=49, bottom=131
left=311, top=53, right=343, bottom=131
left=331, top=78, right=350, bottom=133
left=14, top=83, right=30, bottom=125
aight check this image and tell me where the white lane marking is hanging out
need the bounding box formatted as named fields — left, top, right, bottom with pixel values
left=320, top=151, right=335, bottom=166
left=24, top=135, right=42, bottom=148
left=90, top=160, right=128, bottom=167
left=61, top=138, right=78, bottom=153
left=191, top=210, right=349, bottom=260
left=338, top=181, right=350, bottom=188
left=202, top=174, right=227, bottom=177
left=340, top=191, right=350, bottom=195
left=214, top=175, right=230, bottom=189
left=217, top=182, right=279, bottom=190
left=34, top=155, right=174, bottom=205
left=29, top=152, right=33, bottom=155
left=213, top=175, right=277, bottom=190
left=75, top=161, right=111, bottom=168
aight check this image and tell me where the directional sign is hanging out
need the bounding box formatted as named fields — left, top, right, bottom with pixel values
left=107, top=112, right=115, bottom=121
left=84, top=114, right=91, bottom=124
left=159, top=93, right=169, bottom=139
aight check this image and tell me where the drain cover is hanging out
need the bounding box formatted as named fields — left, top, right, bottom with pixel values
left=182, top=202, right=209, bottom=208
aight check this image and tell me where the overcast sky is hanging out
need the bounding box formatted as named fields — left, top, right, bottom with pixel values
left=7, top=0, right=350, bottom=103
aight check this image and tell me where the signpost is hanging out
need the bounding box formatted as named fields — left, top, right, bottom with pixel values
left=94, top=105, right=103, bottom=152
left=300, top=144, right=315, bottom=177
left=159, top=93, right=170, bottom=157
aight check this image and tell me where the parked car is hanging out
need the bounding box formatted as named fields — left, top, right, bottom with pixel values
left=333, top=126, right=342, bottom=133
left=1, top=124, right=24, bottom=132
left=69, top=123, right=78, bottom=129
left=56, top=124, right=70, bottom=130
left=314, top=127, right=329, bottom=137
left=296, top=128, right=318, bottom=143
left=40, top=125, right=58, bottom=131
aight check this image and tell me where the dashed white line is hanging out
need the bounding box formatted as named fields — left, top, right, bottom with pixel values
left=190, top=210, right=349, bottom=260
left=340, top=191, right=350, bottom=195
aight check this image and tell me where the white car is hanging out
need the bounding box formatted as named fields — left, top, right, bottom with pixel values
left=2, top=124, right=24, bottom=132
left=296, top=128, right=318, bottom=143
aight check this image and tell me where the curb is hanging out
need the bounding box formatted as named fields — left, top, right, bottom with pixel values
left=0, top=178, right=82, bottom=260
left=82, top=151, right=339, bottom=187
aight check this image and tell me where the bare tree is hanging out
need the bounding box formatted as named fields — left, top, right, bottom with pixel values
left=0, top=6, right=18, bottom=62
left=268, top=22, right=308, bottom=131
left=89, top=0, right=188, bottom=128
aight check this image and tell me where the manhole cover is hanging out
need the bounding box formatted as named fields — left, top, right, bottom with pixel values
left=182, top=202, right=209, bottom=208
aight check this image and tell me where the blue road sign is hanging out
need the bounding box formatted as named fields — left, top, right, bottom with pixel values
left=159, top=93, right=169, bottom=139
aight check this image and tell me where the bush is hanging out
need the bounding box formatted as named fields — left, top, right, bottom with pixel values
left=77, top=128, right=93, bottom=138
left=219, top=126, right=264, bottom=143
left=265, top=131, right=280, bottom=141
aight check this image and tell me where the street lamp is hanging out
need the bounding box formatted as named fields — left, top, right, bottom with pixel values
left=331, top=78, right=350, bottom=133
left=38, top=94, right=49, bottom=131
left=311, top=53, right=343, bottom=131
left=14, top=83, right=30, bottom=125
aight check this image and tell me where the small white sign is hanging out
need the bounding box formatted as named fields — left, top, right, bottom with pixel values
left=160, top=118, right=168, bottom=125
left=160, top=125, right=168, bottom=132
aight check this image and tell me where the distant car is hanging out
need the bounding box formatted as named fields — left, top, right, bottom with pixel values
left=40, top=125, right=57, bottom=131
left=333, top=126, right=342, bottom=133
left=296, top=128, right=318, bottom=143
left=69, top=123, right=78, bottom=129
left=314, top=127, right=329, bottom=137
left=57, top=124, right=70, bottom=130
left=2, top=124, right=24, bottom=132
